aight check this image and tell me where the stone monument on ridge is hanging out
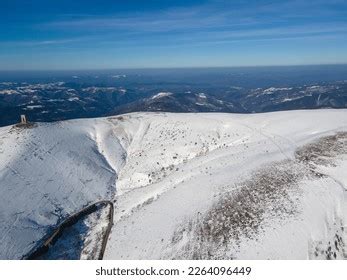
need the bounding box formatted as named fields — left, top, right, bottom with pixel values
left=20, top=115, right=27, bottom=125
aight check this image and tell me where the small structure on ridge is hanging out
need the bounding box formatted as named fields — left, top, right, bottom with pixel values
left=20, top=115, right=27, bottom=125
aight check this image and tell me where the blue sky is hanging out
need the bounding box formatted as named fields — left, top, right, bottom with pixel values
left=1, top=0, right=347, bottom=70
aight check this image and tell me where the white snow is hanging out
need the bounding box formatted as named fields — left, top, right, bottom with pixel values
left=151, top=92, right=173, bottom=99
left=0, top=89, right=18, bottom=95
left=282, top=96, right=303, bottom=102
left=198, top=93, right=207, bottom=99
left=0, top=118, right=125, bottom=259
left=263, top=87, right=293, bottom=94
left=25, top=105, right=44, bottom=110
left=111, top=75, right=126, bottom=79
left=0, top=109, right=347, bottom=259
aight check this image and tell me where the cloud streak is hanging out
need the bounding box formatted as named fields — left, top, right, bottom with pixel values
left=1, top=0, right=347, bottom=68
left=23, top=0, right=344, bottom=51
left=42, top=0, right=347, bottom=33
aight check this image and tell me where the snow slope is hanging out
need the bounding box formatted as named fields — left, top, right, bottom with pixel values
left=0, top=118, right=127, bottom=259
left=0, top=109, right=346, bottom=259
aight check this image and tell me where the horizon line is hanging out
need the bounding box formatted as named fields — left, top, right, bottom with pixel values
left=1, top=62, right=347, bottom=72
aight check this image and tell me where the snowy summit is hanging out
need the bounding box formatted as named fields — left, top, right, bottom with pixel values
left=0, top=109, right=346, bottom=259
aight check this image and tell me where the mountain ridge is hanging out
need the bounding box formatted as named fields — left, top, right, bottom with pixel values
left=0, top=109, right=346, bottom=259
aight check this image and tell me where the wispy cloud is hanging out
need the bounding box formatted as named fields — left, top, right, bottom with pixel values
left=43, top=9, right=251, bottom=33
left=0, top=38, right=86, bottom=47
left=28, top=0, right=346, bottom=50
left=25, top=21, right=346, bottom=50
left=41, top=0, right=347, bottom=33
left=2, top=0, right=347, bottom=69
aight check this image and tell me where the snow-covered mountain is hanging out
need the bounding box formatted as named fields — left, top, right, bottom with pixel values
left=0, top=109, right=346, bottom=259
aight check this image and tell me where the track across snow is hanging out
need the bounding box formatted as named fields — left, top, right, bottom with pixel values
left=0, top=109, right=346, bottom=259
left=25, top=201, right=113, bottom=260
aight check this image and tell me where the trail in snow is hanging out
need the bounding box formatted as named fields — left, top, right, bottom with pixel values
left=104, top=110, right=347, bottom=260
left=0, top=119, right=126, bottom=259
left=168, top=132, right=347, bottom=259
left=0, top=109, right=347, bottom=259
